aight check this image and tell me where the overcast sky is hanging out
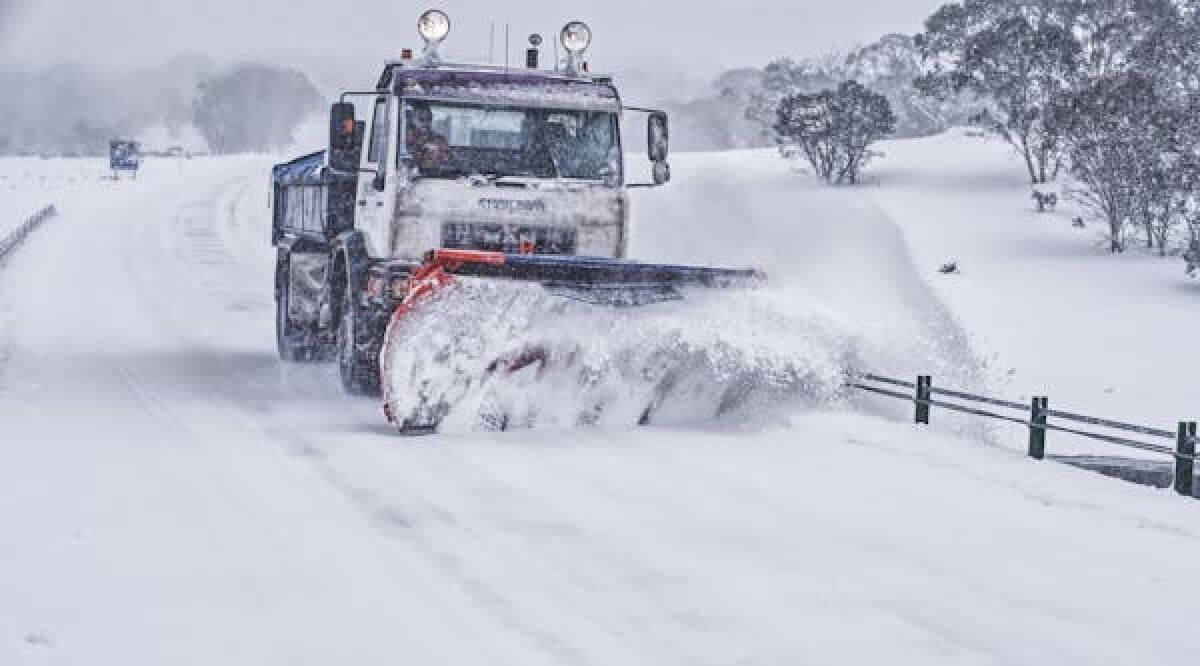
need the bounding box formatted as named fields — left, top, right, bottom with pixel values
left=2, top=1, right=942, bottom=72
left=1, top=0, right=944, bottom=102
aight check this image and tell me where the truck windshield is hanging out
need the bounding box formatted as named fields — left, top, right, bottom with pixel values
left=403, top=102, right=620, bottom=183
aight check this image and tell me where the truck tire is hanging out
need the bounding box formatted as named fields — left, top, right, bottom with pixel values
left=336, top=270, right=381, bottom=395
left=275, top=253, right=321, bottom=361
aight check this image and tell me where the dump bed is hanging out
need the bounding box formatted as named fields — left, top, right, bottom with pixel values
left=271, top=150, right=346, bottom=244
left=272, top=150, right=326, bottom=186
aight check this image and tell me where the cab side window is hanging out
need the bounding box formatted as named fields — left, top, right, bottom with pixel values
left=367, top=97, right=389, bottom=165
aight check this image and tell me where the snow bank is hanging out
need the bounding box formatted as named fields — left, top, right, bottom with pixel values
left=630, top=149, right=980, bottom=379
left=629, top=149, right=987, bottom=432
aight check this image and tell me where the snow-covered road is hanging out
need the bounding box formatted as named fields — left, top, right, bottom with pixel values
left=1, top=152, right=1199, bottom=664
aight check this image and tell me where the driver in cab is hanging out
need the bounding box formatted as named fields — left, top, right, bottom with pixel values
left=406, top=104, right=449, bottom=169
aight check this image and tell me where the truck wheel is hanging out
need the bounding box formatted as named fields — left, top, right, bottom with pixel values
left=276, top=255, right=320, bottom=362
left=337, top=273, right=381, bottom=395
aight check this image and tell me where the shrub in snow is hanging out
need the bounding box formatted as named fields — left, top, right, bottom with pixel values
left=1031, top=190, right=1058, bottom=213
left=774, top=81, right=896, bottom=185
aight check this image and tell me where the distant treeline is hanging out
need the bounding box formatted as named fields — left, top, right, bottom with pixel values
left=0, top=57, right=322, bottom=156
left=651, top=34, right=977, bottom=152
left=7, top=39, right=963, bottom=157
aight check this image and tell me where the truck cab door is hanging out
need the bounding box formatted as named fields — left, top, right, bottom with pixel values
left=356, top=95, right=397, bottom=258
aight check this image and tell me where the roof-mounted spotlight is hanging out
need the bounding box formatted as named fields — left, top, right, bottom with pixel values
left=560, top=21, right=591, bottom=54
left=417, top=9, right=450, bottom=61
left=560, top=21, right=591, bottom=76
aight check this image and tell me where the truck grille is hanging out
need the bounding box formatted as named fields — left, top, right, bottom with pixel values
left=441, top=222, right=577, bottom=255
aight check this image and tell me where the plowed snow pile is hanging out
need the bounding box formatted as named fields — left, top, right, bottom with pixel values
left=383, top=149, right=990, bottom=433
left=383, top=279, right=859, bottom=432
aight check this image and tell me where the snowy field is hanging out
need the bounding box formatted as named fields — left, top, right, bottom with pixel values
left=0, top=158, right=115, bottom=238
left=870, top=129, right=1200, bottom=454
left=1, top=137, right=1199, bottom=664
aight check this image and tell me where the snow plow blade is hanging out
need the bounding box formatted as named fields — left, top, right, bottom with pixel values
left=380, top=249, right=767, bottom=431
left=411, top=249, right=763, bottom=305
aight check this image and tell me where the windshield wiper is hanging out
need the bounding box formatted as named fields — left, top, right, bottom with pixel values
left=461, top=172, right=532, bottom=188
left=464, top=172, right=500, bottom=185
left=493, top=175, right=535, bottom=187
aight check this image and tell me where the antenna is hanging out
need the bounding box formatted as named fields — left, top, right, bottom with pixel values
left=504, top=23, right=510, bottom=69
left=489, top=21, right=495, bottom=63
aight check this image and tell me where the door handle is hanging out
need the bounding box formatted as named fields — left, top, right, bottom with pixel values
left=357, top=200, right=367, bottom=206
left=376, top=201, right=384, bottom=207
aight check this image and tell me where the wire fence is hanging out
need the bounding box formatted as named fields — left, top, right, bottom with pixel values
left=850, top=373, right=1197, bottom=499
left=0, top=205, right=57, bottom=262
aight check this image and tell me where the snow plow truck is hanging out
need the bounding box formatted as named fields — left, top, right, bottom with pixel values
left=271, top=11, right=762, bottom=431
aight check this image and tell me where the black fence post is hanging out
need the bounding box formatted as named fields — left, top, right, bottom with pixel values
left=914, top=375, right=931, bottom=425
left=1028, top=396, right=1048, bottom=460
left=1175, top=421, right=1196, bottom=497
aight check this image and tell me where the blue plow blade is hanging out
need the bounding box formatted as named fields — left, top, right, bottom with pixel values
left=425, top=250, right=765, bottom=306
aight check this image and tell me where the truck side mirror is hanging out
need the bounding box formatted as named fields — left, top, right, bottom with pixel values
left=647, top=112, right=669, bottom=162
left=652, top=161, right=671, bottom=185
left=329, top=102, right=360, bottom=173
left=624, top=107, right=672, bottom=188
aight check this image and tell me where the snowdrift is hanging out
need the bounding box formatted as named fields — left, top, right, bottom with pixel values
left=629, top=150, right=987, bottom=411
left=382, top=148, right=987, bottom=433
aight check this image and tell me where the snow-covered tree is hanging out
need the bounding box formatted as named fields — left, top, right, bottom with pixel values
left=746, top=58, right=840, bottom=136
left=744, top=36, right=973, bottom=142
left=1128, top=3, right=1200, bottom=267
left=1041, top=2, right=1200, bottom=256
left=193, top=64, right=323, bottom=154
left=1050, top=72, right=1179, bottom=252
left=916, top=0, right=1082, bottom=183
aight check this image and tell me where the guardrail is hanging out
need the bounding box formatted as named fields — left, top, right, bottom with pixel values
left=850, top=373, right=1197, bottom=498
left=0, top=205, right=57, bottom=262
